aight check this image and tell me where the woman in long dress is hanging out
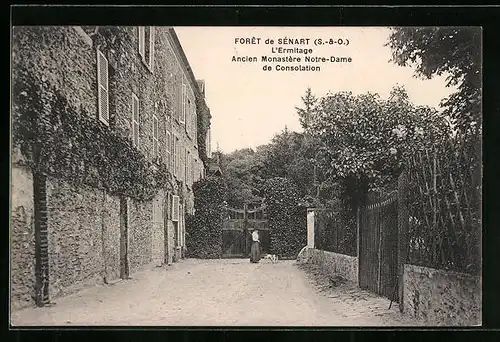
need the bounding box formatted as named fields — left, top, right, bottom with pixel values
left=250, top=229, right=261, bottom=263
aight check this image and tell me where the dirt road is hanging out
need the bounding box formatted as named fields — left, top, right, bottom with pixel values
left=11, top=258, right=422, bottom=326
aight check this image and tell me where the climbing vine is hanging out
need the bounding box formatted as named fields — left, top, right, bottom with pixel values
left=185, top=177, right=226, bottom=258
left=195, top=90, right=211, bottom=166
left=12, top=71, right=173, bottom=201
left=263, top=177, right=307, bottom=258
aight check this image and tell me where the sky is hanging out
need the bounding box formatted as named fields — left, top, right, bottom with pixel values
left=174, top=27, right=456, bottom=154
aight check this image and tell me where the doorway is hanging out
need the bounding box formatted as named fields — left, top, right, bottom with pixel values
left=119, top=196, right=129, bottom=279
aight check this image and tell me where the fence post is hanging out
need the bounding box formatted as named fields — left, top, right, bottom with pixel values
left=397, top=171, right=409, bottom=313
left=307, top=208, right=315, bottom=248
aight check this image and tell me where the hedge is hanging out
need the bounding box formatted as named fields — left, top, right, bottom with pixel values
left=263, top=177, right=307, bottom=258
left=185, top=177, right=226, bottom=258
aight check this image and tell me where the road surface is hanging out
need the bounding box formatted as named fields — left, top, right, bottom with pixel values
left=11, top=258, right=422, bottom=326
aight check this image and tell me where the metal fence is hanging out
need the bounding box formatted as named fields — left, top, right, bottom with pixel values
left=314, top=203, right=357, bottom=257
left=359, top=187, right=399, bottom=301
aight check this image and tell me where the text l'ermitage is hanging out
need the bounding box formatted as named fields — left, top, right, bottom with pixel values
left=231, top=36, right=353, bottom=72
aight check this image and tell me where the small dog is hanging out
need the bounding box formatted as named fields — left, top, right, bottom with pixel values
left=263, top=254, right=278, bottom=263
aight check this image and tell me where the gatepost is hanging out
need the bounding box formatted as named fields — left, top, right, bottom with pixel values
left=307, top=207, right=315, bottom=248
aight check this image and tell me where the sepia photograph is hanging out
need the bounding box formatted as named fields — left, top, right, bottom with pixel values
left=10, top=24, right=482, bottom=327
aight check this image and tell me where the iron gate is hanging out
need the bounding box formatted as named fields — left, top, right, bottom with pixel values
left=359, top=190, right=399, bottom=301
left=222, top=204, right=269, bottom=258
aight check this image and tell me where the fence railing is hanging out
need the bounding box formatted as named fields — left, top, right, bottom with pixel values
left=405, top=135, right=481, bottom=275
left=307, top=134, right=481, bottom=277
left=313, top=203, right=357, bottom=257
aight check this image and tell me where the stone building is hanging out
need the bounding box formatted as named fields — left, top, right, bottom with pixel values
left=10, top=26, right=211, bottom=310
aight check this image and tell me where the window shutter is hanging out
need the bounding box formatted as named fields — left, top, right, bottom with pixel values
left=138, top=27, right=145, bottom=59
left=172, top=195, right=180, bottom=221
left=149, top=27, right=155, bottom=70
left=97, top=50, right=109, bottom=125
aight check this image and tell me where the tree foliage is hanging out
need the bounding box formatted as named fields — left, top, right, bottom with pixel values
left=308, top=86, right=452, bottom=210
left=295, top=87, right=318, bottom=130
left=387, top=27, right=481, bottom=135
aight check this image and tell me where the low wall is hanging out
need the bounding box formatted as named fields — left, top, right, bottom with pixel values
left=403, top=264, right=481, bottom=326
left=297, top=247, right=358, bottom=283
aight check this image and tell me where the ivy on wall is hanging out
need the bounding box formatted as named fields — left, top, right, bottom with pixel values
left=195, top=91, right=211, bottom=166
left=263, top=177, right=307, bottom=258
left=185, top=177, right=226, bottom=258
left=12, top=71, right=173, bottom=202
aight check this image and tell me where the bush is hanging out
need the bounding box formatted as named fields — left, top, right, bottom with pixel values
left=263, top=177, right=307, bottom=258
left=185, top=177, right=226, bottom=258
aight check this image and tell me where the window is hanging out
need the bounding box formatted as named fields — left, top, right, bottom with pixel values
left=185, top=149, right=188, bottom=183
left=97, top=49, right=109, bottom=125
left=193, top=102, right=198, bottom=143
left=132, top=94, right=140, bottom=147
left=181, top=82, right=186, bottom=124
left=170, top=131, right=175, bottom=172
left=166, top=192, right=172, bottom=220
left=186, top=99, right=191, bottom=136
left=172, top=195, right=180, bottom=222
left=166, top=128, right=171, bottom=171
left=192, top=158, right=196, bottom=184
left=153, top=114, right=159, bottom=159
left=179, top=144, right=186, bottom=181
left=138, top=26, right=155, bottom=71
left=175, top=75, right=182, bottom=123
left=173, top=136, right=179, bottom=177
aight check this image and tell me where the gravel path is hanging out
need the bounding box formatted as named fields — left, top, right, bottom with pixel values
left=11, top=258, right=423, bottom=326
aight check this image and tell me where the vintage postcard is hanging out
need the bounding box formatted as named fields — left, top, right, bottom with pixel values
left=10, top=24, right=482, bottom=327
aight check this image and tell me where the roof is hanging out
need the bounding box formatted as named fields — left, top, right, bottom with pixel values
left=167, top=28, right=203, bottom=99
left=208, top=162, right=222, bottom=176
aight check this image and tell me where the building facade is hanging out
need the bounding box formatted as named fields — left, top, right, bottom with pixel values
left=11, top=26, right=210, bottom=310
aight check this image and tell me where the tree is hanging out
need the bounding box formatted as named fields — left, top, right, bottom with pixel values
left=308, top=86, right=451, bottom=211
left=220, top=148, right=261, bottom=207
left=295, top=87, right=318, bottom=130
left=386, top=27, right=481, bottom=135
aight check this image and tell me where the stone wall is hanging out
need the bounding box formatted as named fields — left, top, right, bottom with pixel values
left=46, top=177, right=105, bottom=299
left=10, top=163, right=35, bottom=311
left=297, top=247, right=358, bottom=283
left=128, top=198, right=153, bottom=274
left=403, top=264, right=481, bottom=326
left=102, top=193, right=121, bottom=282
left=10, top=164, right=160, bottom=309
left=10, top=26, right=206, bottom=310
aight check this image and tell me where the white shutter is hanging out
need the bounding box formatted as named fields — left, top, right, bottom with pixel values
left=138, top=27, right=145, bottom=59
left=172, top=195, right=180, bottom=221
left=97, top=49, right=109, bottom=125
